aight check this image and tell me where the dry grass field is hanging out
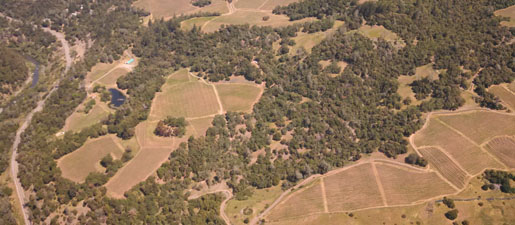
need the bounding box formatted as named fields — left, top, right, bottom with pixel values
left=495, top=5, right=515, bottom=27
left=484, top=136, right=515, bottom=168
left=225, top=185, right=283, bottom=225
left=96, top=68, right=130, bottom=87
left=509, top=81, right=515, bottom=92
left=414, top=117, right=503, bottom=174
left=489, top=85, right=515, bottom=111
left=202, top=11, right=314, bottom=33
left=63, top=101, right=111, bottom=132
left=291, top=21, right=344, bottom=54
left=105, top=145, right=177, bottom=197
left=436, top=111, right=515, bottom=144
left=181, top=16, right=217, bottom=31
left=267, top=180, right=325, bottom=220
left=215, top=83, right=262, bottom=113
left=58, top=135, right=125, bottom=183
left=418, top=147, right=469, bottom=189
left=188, top=116, right=214, bottom=137
left=260, top=0, right=300, bottom=10
left=397, top=64, right=440, bottom=105
left=150, top=72, right=220, bottom=120
left=375, top=163, right=455, bottom=205
left=324, top=163, right=384, bottom=212
left=133, top=0, right=228, bottom=19
left=357, top=25, right=405, bottom=47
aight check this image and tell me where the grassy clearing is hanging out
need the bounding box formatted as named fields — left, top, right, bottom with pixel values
left=105, top=146, right=176, bottom=197
left=268, top=180, right=325, bottom=220
left=358, top=25, right=405, bottom=47
left=260, top=0, right=301, bottom=10
left=418, top=147, right=469, bottom=188
left=234, top=0, right=267, bottom=9
left=324, top=163, right=384, bottom=211
left=436, top=111, right=515, bottom=144
left=134, top=0, right=228, bottom=19
left=484, top=136, right=515, bottom=168
left=495, top=5, right=515, bottom=27
left=58, top=135, right=124, bottom=183
left=292, top=21, right=344, bottom=54
left=202, top=11, right=314, bottom=32
left=150, top=73, right=220, bottom=120
left=181, top=16, right=217, bottom=31
left=489, top=85, right=515, bottom=111
left=509, top=81, right=515, bottom=92
left=97, top=68, right=130, bottom=87
left=226, top=185, right=283, bottom=225
left=376, top=163, right=455, bottom=205
left=215, top=83, right=262, bottom=112
left=63, top=101, right=111, bottom=132
left=397, top=64, right=440, bottom=105
left=414, top=117, right=504, bottom=174
left=188, top=116, right=214, bottom=137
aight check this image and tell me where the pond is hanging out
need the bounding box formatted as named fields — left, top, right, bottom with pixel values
left=109, top=88, right=126, bottom=107
left=25, top=56, right=40, bottom=87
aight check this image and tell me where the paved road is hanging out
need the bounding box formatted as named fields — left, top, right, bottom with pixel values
left=8, top=18, right=72, bottom=225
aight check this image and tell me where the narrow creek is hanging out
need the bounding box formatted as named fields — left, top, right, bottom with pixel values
left=25, top=55, right=40, bottom=87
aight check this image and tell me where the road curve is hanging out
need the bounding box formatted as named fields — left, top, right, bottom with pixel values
left=189, top=190, right=233, bottom=225
left=10, top=26, right=72, bottom=225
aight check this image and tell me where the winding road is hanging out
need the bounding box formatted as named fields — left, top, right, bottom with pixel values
left=9, top=22, right=72, bottom=225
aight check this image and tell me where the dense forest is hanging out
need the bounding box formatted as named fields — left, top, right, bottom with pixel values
left=0, top=0, right=512, bottom=224
left=0, top=47, right=28, bottom=97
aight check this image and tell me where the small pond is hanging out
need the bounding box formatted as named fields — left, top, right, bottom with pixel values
left=25, top=56, right=40, bottom=87
left=109, top=88, right=126, bottom=107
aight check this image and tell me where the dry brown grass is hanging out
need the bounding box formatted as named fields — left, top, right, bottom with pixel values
left=489, top=85, right=515, bottom=111
left=188, top=116, right=214, bottom=137
left=414, top=117, right=503, bottom=175
left=234, top=0, right=268, bottom=9
left=324, top=163, right=384, bottom=212
left=418, top=147, right=469, bottom=188
left=260, top=0, right=301, bottom=10
left=484, top=136, right=515, bottom=168
left=202, top=11, right=314, bottom=32
left=58, top=135, right=124, bottom=183
left=134, top=0, right=228, bottom=19
left=105, top=145, right=177, bottom=197
left=267, top=180, right=325, bottom=220
left=436, top=111, right=515, bottom=144
left=357, top=25, right=405, bottom=47
left=215, top=83, right=262, bottom=113
left=150, top=74, right=220, bottom=120
left=495, top=5, right=515, bottom=27
left=64, top=101, right=111, bottom=132
left=397, top=64, right=440, bottom=106
left=509, top=81, right=515, bottom=92
left=376, top=163, right=455, bottom=205
left=97, top=68, right=130, bottom=87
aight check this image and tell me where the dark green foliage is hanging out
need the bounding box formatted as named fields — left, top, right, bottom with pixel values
left=0, top=47, right=28, bottom=95
left=83, top=99, right=96, bottom=113
left=483, top=170, right=515, bottom=193
left=442, top=197, right=455, bottom=209
left=405, top=153, right=428, bottom=167
left=445, top=209, right=459, bottom=220
left=154, top=117, right=187, bottom=137
left=192, top=0, right=211, bottom=7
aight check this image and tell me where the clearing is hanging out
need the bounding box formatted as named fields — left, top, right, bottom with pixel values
left=291, top=21, right=345, bottom=54
left=215, top=83, right=262, bottom=113
left=225, top=185, right=284, bottom=225
left=58, top=135, right=125, bottom=183
left=495, top=5, right=515, bottom=27
left=357, top=24, right=405, bottom=47
left=149, top=70, right=220, bottom=120
left=133, top=0, right=228, bottom=19
left=484, top=136, right=515, bottom=168
left=397, top=63, right=440, bottom=105
left=63, top=100, right=112, bottom=132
